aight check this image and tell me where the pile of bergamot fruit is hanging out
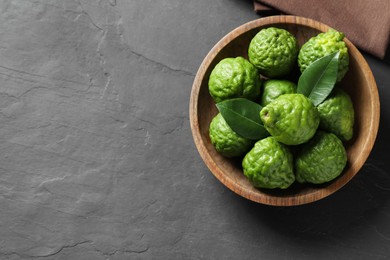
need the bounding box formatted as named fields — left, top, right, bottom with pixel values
left=208, top=27, right=354, bottom=190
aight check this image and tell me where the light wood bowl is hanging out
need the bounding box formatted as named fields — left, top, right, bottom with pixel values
left=189, top=16, right=380, bottom=206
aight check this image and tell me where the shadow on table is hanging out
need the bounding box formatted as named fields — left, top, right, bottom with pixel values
left=232, top=110, right=390, bottom=247
left=382, top=45, right=390, bottom=65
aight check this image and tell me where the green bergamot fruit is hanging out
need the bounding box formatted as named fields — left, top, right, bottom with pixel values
left=242, top=136, right=295, bottom=189
left=208, top=57, right=262, bottom=103
left=260, top=94, right=320, bottom=145
left=317, top=88, right=354, bottom=141
left=260, top=79, right=297, bottom=106
left=248, top=27, right=298, bottom=78
left=298, top=29, right=349, bottom=82
left=295, top=131, right=347, bottom=184
left=209, top=113, right=254, bottom=157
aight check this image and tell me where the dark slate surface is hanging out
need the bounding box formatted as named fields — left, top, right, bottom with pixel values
left=0, top=0, right=389, bottom=259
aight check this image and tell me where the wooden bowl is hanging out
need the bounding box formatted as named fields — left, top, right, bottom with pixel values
left=189, top=16, right=380, bottom=206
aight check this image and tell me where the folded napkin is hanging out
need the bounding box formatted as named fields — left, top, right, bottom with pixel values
left=254, top=0, right=390, bottom=59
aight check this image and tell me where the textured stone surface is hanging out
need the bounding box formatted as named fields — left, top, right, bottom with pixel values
left=0, top=0, right=389, bottom=259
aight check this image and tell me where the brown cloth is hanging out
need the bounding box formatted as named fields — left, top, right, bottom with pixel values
left=254, top=0, right=390, bottom=59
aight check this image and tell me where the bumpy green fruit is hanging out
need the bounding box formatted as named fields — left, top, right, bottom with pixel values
left=209, top=113, right=254, bottom=157
left=248, top=27, right=298, bottom=78
left=295, top=131, right=347, bottom=184
left=208, top=57, right=261, bottom=103
left=242, top=137, right=295, bottom=189
left=317, top=88, right=354, bottom=141
left=260, top=94, right=320, bottom=145
left=260, top=79, right=297, bottom=106
left=298, top=29, right=349, bottom=82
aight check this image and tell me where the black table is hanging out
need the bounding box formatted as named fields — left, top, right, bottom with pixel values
left=0, top=1, right=389, bottom=259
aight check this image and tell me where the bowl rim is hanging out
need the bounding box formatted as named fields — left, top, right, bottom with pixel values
left=189, top=15, right=380, bottom=206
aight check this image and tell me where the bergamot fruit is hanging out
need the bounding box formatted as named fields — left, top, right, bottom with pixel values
left=242, top=136, right=294, bottom=189
left=317, top=88, right=354, bottom=141
left=209, top=113, right=254, bottom=157
left=298, top=29, right=349, bottom=82
left=248, top=27, right=298, bottom=78
left=295, top=131, right=347, bottom=184
left=208, top=57, right=261, bottom=103
left=260, top=79, right=297, bottom=106
left=260, top=94, right=320, bottom=145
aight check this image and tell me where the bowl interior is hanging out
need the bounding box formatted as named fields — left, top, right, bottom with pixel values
left=190, top=16, right=379, bottom=206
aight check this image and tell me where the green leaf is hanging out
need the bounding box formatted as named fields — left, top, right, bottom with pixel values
left=216, top=98, right=269, bottom=140
left=297, top=52, right=340, bottom=106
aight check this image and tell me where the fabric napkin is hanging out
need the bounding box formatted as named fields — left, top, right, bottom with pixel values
left=253, top=0, right=390, bottom=59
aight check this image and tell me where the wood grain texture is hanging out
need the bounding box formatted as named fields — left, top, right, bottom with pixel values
left=189, top=16, right=380, bottom=206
